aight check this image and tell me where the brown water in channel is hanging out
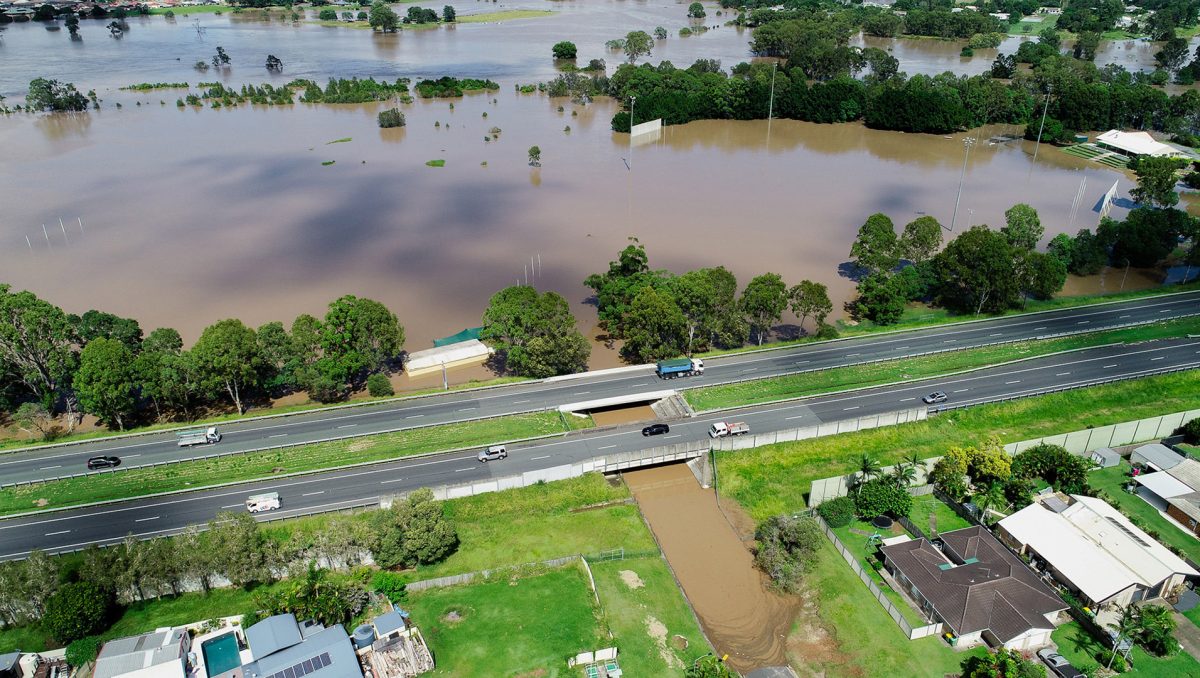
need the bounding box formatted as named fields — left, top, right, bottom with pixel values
left=625, top=464, right=798, bottom=673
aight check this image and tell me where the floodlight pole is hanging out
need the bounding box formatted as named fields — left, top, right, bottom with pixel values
left=1032, top=86, right=1052, bottom=164
left=950, top=137, right=975, bottom=232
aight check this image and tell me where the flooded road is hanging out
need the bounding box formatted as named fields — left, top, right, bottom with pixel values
left=626, top=463, right=797, bottom=672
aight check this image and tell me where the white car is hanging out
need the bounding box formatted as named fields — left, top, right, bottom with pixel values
left=477, top=445, right=508, bottom=462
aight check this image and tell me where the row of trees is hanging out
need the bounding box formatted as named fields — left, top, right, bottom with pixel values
left=0, top=490, right=456, bottom=644
left=583, top=240, right=833, bottom=363
left=0, top=287, right=405, bottom=434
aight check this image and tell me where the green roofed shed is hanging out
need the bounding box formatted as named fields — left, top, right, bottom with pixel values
left=433, top=327, right=482, bottom=347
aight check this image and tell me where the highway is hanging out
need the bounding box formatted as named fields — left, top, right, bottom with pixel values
left=1, top=290, right=1198, bottom=486
left=1, top=337, right=1197, bottom=561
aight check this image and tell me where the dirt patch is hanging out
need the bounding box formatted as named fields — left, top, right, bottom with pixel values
left=618, top=570, right=645, bottom=590
left=442, top=609, right=466, bottom=624
left=626, top=464, right=800, bottom=674
left=512, top=670, right=547, bottom=678
left=785, top=587, right=860, bottom=678
left=34, top=498, right=48, bottom=507
left=346, top=438, right=375, bottom=454
left=671, top=634, right=689, bottom=651
left=645, top=615, right=683, bottom=669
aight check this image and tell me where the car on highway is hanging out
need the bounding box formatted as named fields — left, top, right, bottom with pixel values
left=1036, top=649, right=1085, bottom=678
left=478, top=445, right=508, bottom=462
left=86, top=456, right=121, bottom=470
left=922, top=391, right=949, bottom=404
left=642, top=423, right=670, bottom=436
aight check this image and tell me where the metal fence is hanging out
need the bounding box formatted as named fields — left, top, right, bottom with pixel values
left=406, top=554, right=582, bottom=592
left=713, top=408, right=928, bottom=452
left=1003, top=408, right=1200, bottom=456
left=812, top=513, right=943, bottom=641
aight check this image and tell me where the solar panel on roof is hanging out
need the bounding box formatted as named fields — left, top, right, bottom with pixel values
left=303, top=660, right=314, bottom=673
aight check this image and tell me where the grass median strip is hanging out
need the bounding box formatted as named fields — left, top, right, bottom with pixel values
left=686, top=316, right=1200, bottom=412
left=716, top=369, right=1200, bottom=521
left=0, top=411, right=577, bottom=517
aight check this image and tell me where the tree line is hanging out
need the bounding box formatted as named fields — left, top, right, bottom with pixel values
left=582, top=240, right=834, bottom=363
left=0, top=287, right=404, bottom=436
left=0, top=489, right=455, bottom=660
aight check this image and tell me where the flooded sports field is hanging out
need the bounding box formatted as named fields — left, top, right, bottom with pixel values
left=0, top=4, right=1164, bottom=366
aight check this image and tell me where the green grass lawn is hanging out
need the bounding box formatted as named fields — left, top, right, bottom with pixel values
left=1052, top=622, right=1200, bottom=676
left=403, top=564, right=605, bottom=677
left=685, top=317, right=1200, bottom=412
left=800, top=538, right=989, bottom=677
left=457, top=9, right=555, bottom=22
left=716, top=370, right=1200, bottom=521
left=1090, top=464, right=1200, bottom=563
left=0, top=411, right=573, bottom=516
left=829, top=521, right=928, bottom=626
left=907, top=493, right=972, bottom=536
left=148, top=5, right=227, bottom=15
left=590, top=556, right=711, bottom=675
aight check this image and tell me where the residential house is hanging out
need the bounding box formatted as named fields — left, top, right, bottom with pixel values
left=0, top=654, right=21, bottom=678
left=93, top=628, right=191, bottom=678
left=880, top=526, right=1068, bottom=650
left=998, top=494, right=1198, bottom=610
left=241, top=614, right=362, bottom=678
left=1135, top=457, right=1200, bottom=537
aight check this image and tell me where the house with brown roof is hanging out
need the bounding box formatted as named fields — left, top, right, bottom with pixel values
left=880, top=526, right=1068, bottom=650
left=1134, top=457, right=1200, bottom=538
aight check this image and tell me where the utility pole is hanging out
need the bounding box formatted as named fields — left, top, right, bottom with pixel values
left=1032, top=86, right=1052, bottom=164
left=950, top=137, right=975, bottom=232
left=766, top=61, right=777, bottom=149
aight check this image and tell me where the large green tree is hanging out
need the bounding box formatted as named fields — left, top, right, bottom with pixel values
left=1131, top=156, right=1186, bottom=209
left=667, top=267, right=743, bottom=354
left=319, top=295, right=404, bottom=390
left=624, top=30, right=653, bottom=63
left=584, top=241, right=669, bottom=337
left=207, top=511, right=272, bottom=587
left=787, top=280, right=832, bottom=333
left=42, top=582, right=114, bottom=644
left=72, top=310, right=143, bottom=351
left=899, top=215, right=943, bottom=264
left=740, top=273, right=788, bottom=345
left=620, top=286, right=688, bottom=363
left=933, top=225, right=1020, bottom=315
left=849, top=273, right=906, bottom=325
left=850, top=213, right=900, bottom=275
left=1000, top=203, right=1044, bottom=251
left=480, top=286, right=590, bottom=377
left=368, top=0, right=398, bottom=32
left=0, top=285, right=80, bottom=417
left=370, top=489, right=458, bottom=569
left=192, top=319, right=264, bottom=414
left=74, top=337, right=138, bottom=430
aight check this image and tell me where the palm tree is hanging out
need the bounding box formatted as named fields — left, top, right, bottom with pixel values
left=891, top=462, right=917, bottom=488
left=857, top=454, right=882, bottom=489
left=1107, top=605, right=1139, bottom=669
left=1135, top=604, right=1178, bottom=655
left=972, top=484, right=1008, bottom=525
left=906, top=452, right=927, bottom=478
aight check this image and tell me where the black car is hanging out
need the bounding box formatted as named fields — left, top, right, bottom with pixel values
left=86, top=456, right=121, bottom=470
left=642, top=423, right=670, bottom=436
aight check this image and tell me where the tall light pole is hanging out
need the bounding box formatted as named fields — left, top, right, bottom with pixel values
left=1032, top=85, right=1052, bottom=164
left=628, top=95, right=636, bottom=171
left=766, top=61, right=777, bottom=149
left=950, top=137, right=975, bottom=232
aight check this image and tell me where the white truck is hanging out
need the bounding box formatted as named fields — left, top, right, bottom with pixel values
left=709, top=421, right=750, bottom=438
left=245, top=492, right=281, bottom=513
left=176, top=426, right=222, bottom=447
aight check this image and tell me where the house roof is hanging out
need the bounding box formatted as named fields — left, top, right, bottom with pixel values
left=1132, top=443, right=1184, bottom=471
left=371, top=611, right=405, bottom=638
left=1167, top=495, right=1200, bottom=524
left=1136, top=470, right=1194, bottom=499
left=999, top=495, right=1198, bottom=604
left=246, top=615, right=303, bottom=661
left=1096, top=130, right=1182, bottom=157
left=241, top=625, right=360, bottom=678
left=93, top=629, right=188, bottom=678
left=0, top=653, right=20, bottom=674
left=1167, top=458, right=1200, bottom=490
left=880, top=526, right=1066, bottom=643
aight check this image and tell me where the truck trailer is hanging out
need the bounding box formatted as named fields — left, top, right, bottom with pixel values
left=176, top=426, right=222, bottom=447
left=655, top=357, right=704, bottom=379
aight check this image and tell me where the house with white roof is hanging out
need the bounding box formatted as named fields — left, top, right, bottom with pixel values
left=1095, top=130, right=1188, bottom=159
left=1136, top=457, right=1200, bottom=538
left=997, top=494, right=1198, bottom=610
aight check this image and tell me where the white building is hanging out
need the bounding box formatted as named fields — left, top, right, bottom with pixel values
left=998, top=495, right=1198, bottom=609
left=1095, top=130, right=1187, bottom=159
left=93, top=629, right=190, bottom=678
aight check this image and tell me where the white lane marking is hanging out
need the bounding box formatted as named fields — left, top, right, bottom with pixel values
left=269, top=434, right=287, bottom=438
left=336, top=424, right=357, bottom=429
left=1077, top=321, right=1089, bottom=325
left=124, top=454, right=140, bottom=459
left=1119, top=315, right=1131, bottom=319
left=454, top=467, right=473, bottom=472
left=45, top=530, right=70, bottom=536
left=39, top=465, right=61, bottom=470
left=1056, top=372, right=1071, bottom=376
left=221, top=504, right=243, bottom=508
left=598, top=444, right=617, bottom=450
left=795, top=360, right=810, bottom=365
left=943, top=339, right=955, bottom=343
left=457, top=408, right=473, bottom=412
left=1160, top=309, right=1170, bottom=313
left=896, top=346, right=910, bottom=350
left=1151, top=356, right=1165, bottom=361
left=900, top=397, right=915, bottom=402
left=302, top=491, right=325, bottom=497
left=513, top=399, right=531, bottom=404
left=405, top=415, right=424, bottom=419
left=989, top=333, right=1002, bottom=337
left=786, top=414, right=806, bottom=420
left=135, top=516, right=160, bottom=522
left=379, top=478, right=406, bottom=484
left=953, top=389, right=969, bottom=393
left=531, top=455, right=550, bottom=460
left=574, top=391, right=591, bottom=395
left=1103, top=364, right=1117, bottom=368
left=1005, top=380, right=1021, bottom=384
left=1034, top=327, right=1046, bottom=331
left=742, top=368, right=758, bottom=373
left=846, top=354, right=860, bottom=358
left=843, top=406, right=859, bottom=411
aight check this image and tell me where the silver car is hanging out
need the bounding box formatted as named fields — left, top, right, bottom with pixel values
left=922, top=391, right=948, bottom=404
left=1036, top=649, right=1085, bottom=678
left=477, top=445, right=508, bottom=462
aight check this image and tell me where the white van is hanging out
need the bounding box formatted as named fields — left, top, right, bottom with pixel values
left=245, top=492, right=281, bottom=513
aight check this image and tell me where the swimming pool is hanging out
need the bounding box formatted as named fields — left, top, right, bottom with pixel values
left=201, top=632, right=242, bottom=678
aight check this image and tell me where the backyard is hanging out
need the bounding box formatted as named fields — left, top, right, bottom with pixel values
left=1090, top=463, right=1200, bottom=564
left=1051, top=622, right=1200, bottom=677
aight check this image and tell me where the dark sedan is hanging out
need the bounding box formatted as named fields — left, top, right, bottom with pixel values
left=642, top=423, right=670, bottom=436
left=86, top=456, right=121, bottom=470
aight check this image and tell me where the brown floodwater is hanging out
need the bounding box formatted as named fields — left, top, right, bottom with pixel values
left=625, top=463, right=798, bottom=673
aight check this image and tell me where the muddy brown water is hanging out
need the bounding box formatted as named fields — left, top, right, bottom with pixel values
left=588, top=403, right=656, bottom=426
left=625, top=463, right=798, bottom=673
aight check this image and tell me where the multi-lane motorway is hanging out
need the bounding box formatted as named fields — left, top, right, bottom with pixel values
left=2, top=290, right=1199, bottom=486
left=2, top=336, right=1198, bottom=561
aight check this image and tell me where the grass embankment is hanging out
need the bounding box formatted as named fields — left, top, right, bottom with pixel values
left=799, top=538, right=989, bottom=676
left=716, top=370, right=1200, bottom=520
left=148, top=5, right=227, bottom=14
left=829, top=520, right=927, bottom=626
left=1052, top=622, right=1200, bottom=676
left=0, top=411, right=577, bottom=516
left=1091, top=463, right=1200, bottom=563
left=686, top=316, right=1200, bottom=412
left=0, top=376, right=529, bottom=452
left=457, top=9, right=555, bottom=22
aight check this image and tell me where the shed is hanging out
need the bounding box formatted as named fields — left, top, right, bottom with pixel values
left=1090, top=447, right=1120, bottom=468
left=1131, top=443, right=1184, bottom=472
